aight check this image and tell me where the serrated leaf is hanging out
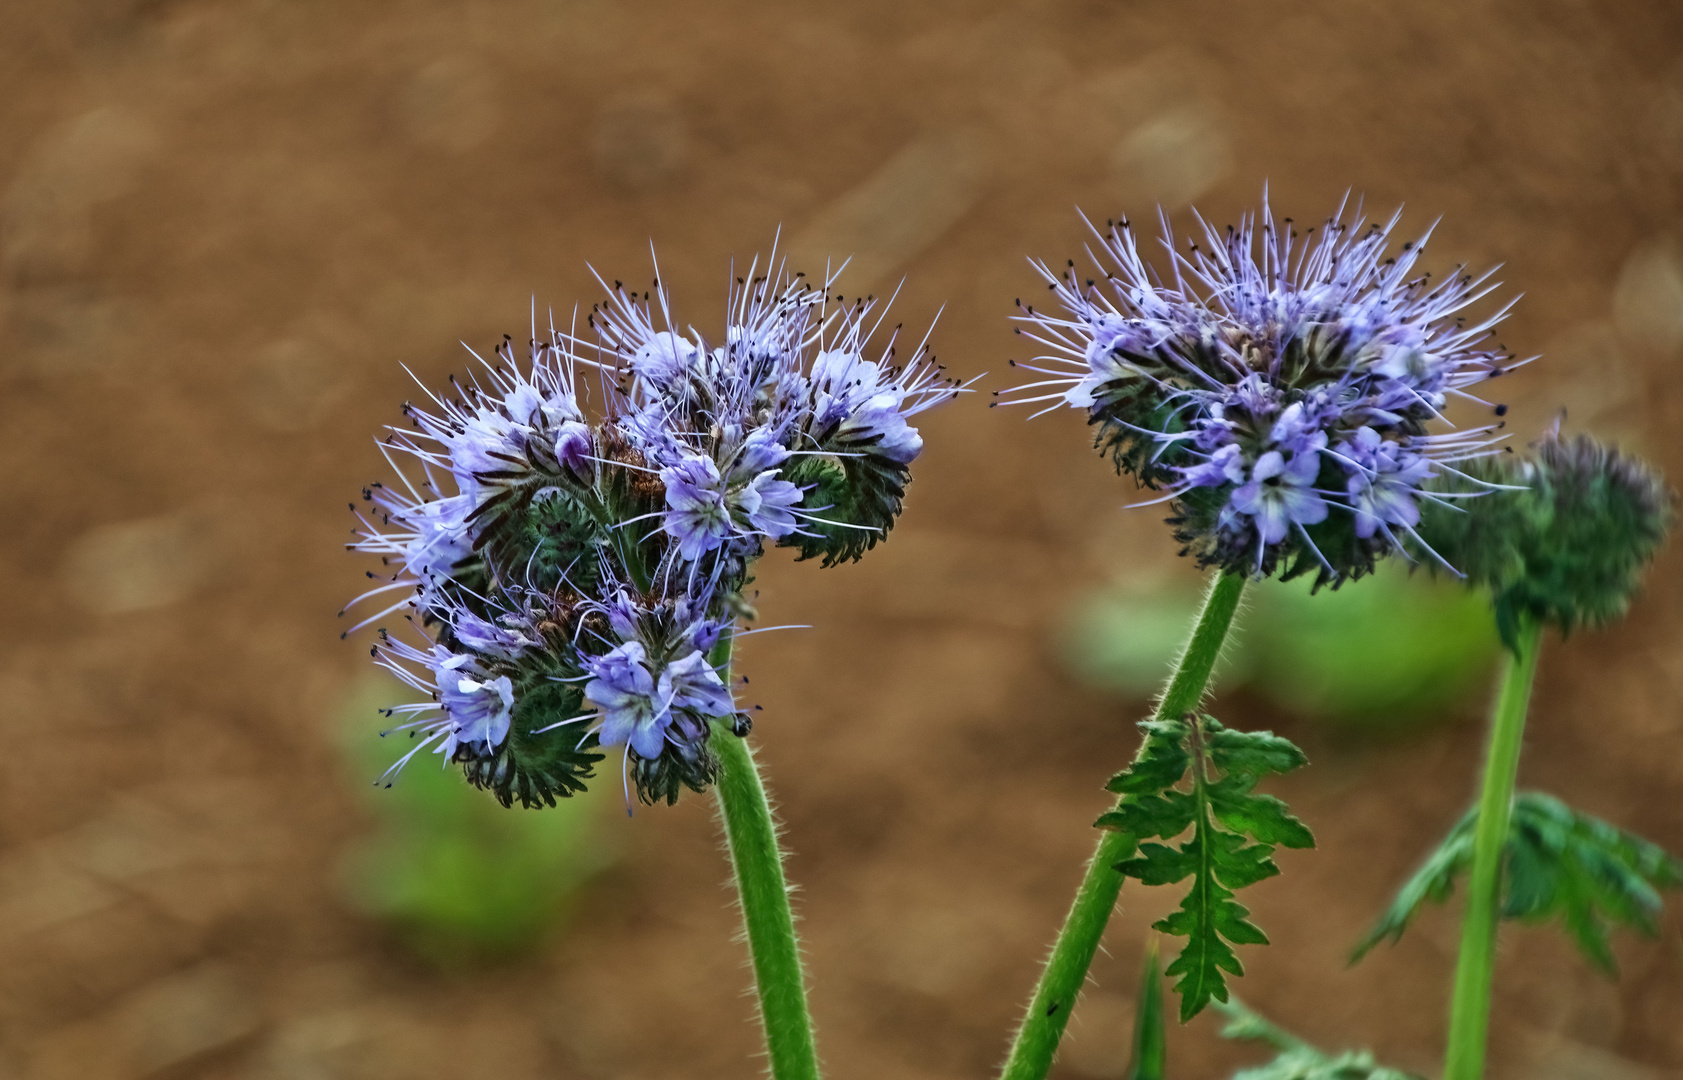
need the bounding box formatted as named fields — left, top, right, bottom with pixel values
left=1103, top=713, right=1312, bottom=1021
left=1351, top=791, right=1683, bottom=974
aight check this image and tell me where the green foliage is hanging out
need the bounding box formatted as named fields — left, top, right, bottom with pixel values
left=1098, top=715, right=1314, bottom=1021
left=1062, top=563, right=1498, bottom=728
left=1352, top=792, right=1683, bottom=973
left=339, top=677, right=611, bottom=964
left=1127, top=942, right=1167, bottom=1080
left=1217, top=999, right=1417, bottom=1080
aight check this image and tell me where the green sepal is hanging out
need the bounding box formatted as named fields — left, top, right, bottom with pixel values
left=1099, top=714, right=1314, bottom=1021
left=1351, top=791, right=1683, bottom=974
left=628, top=738, right=720, bottom=806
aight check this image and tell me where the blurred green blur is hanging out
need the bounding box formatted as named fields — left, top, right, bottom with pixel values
left=336, top=676, right=612, bottom=965
left=1063, top=564, right=1501, bottom=728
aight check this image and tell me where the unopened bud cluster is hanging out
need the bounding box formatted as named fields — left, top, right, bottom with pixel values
left=1008, top=198, right=1515, bottom=585
left=1416, top=431, right=1673, bottom=644
left=346, top=259, right=958, bottom=807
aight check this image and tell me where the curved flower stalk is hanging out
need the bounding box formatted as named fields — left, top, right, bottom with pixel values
left=1005, top=194, right=1519, bottom=586
left=344, top=247, right=961, bottom=1080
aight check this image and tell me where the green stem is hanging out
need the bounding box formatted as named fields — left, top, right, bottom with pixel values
left=1000, top=572, right=1247, bottom=1080
left=1442, top=618, right=1543, bottom=1080
left=711, top=634, right=821, bottom=1080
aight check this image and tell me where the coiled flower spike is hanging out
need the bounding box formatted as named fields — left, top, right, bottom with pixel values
left=1004, top=195, right=1521, bottom=585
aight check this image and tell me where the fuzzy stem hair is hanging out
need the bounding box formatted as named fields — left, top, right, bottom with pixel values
left=711, top=634, right=821, bottom=1080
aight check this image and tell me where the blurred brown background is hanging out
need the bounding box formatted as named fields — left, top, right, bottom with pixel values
left=5, top=1, right=1683, bottom=1077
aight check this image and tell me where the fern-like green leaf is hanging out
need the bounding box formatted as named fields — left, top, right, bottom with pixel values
left=1351, top=791, right=1683, bottom=973
left=1099, top=715, right=1313, bottom=1021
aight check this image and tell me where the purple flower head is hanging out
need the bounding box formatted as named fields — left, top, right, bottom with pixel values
left=1007, top=194, right=1520, bottom=584
left=350, top=242, right=957, bottom=810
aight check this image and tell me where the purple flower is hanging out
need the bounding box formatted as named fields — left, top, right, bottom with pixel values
left=662, top=650, right=734, bottom=719
left=435, top=654, right=516, bottom=757
left=585, top=641, right=671, bottom=759
left=368, top=638, right=517, bottom=783
left=1339, top=427, right=1435, bottom=540
left=554, top=421, right=595, bottom=478
left=452, top=610, right=538, bottom=658
left=730, top=471, right=803, bottom=540
left=661, top=455, right=733, bottom=561
left=631, top=331, right=701, bottom=389
left=583, top=641, right=733, bottom=761
left=1230, top=448, right=1328, bottom=546
left=805, top=349, right=941, bottom=466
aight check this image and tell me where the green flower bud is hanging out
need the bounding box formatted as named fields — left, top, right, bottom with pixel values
left=1418, top=432, right=1673, bottom=645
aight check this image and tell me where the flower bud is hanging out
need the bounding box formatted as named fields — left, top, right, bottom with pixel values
left=1417, top=432, right=1673, bottom=643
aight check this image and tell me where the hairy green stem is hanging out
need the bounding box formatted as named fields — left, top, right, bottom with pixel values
left=1443, top=618, right=1542, bottom=1080
left=712, top=634, right=820, bottom=1080
left=999, top=572, right=1246, bottom=1080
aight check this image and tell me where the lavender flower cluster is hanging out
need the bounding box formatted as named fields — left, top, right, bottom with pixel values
left=347, top=259, right=957, bottom=807
left=1008, top=198, right=1518, bottom=583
